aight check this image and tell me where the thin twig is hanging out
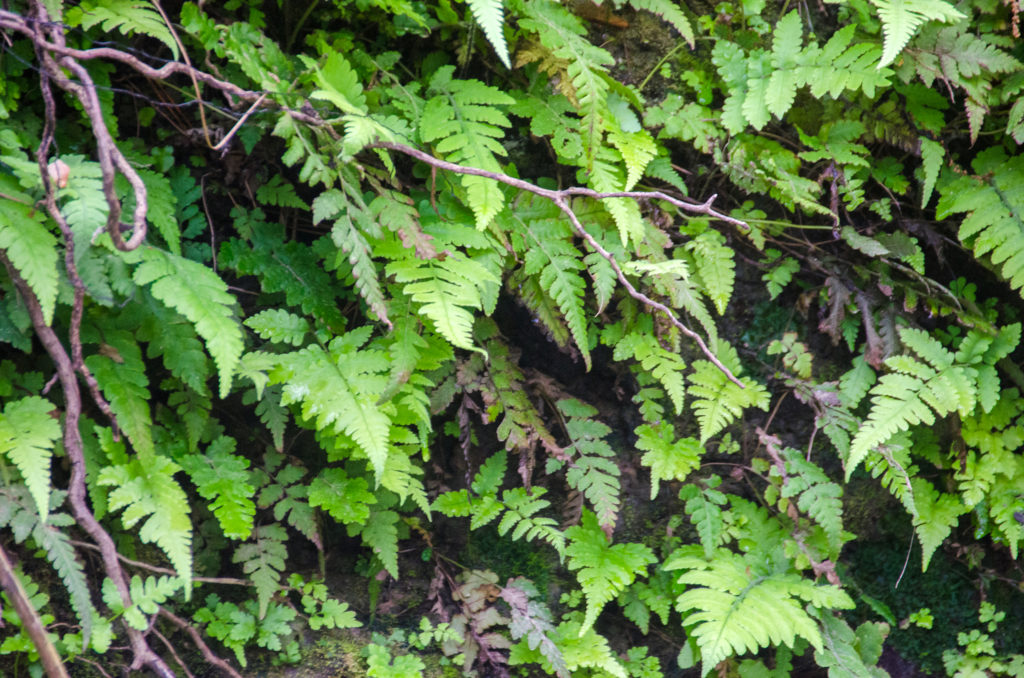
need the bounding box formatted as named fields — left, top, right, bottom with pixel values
left=213, top=92, right=266, bottom=152
left=368, top=140, right=748, bottom=387
left=159, top=610, right=245, bottom=678
left=69, top=540, right=252, bottom=587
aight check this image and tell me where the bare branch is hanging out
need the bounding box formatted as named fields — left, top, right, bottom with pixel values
left=0, top=541, right=69, bottom=678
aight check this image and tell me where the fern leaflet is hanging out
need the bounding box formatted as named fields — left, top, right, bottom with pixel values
left=0, top=397, right=61, bottom=522
left=465, top=0, right=511, bottom=68
left=70, top=0, right=179, bottom=59
left=869, top=0, right=965, bottom=68
left=0, top=195, right=59, bottom=325
left=635, top=422, right=702, bottom=500
left=233, top=523, right=287, bottom=618
left=180, top=437, right=256, bottom=540
left=565, top=511, right=655, bottom=635
left=689, top=355, right=770, bottom=443
left=99, top=456, right=193, bottom=595
left=420, top=66, right=514, bottom=228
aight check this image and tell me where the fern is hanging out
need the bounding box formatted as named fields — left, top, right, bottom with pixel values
left=255, top=175, right=308, bottom=210
left=679, top=479, right=729, bottom=558
left=869, top=0, right=966, bottom=68
left=504, top=201, right=591, bottom=368
left=102, top=574, right=182, bottom=631
left=308, top=469, right=375, bottom=525
left=688, top=229, right=736, bottom=316
left=910, top=478, right=966, bottom=571
left=670, top=549, right=854, bottom=675
left=99, top=456, right=193, bottom=595
left=0, top=194, right=59, bottom=325
left=420, top=66, right=514, bottom=228
left=778, top=449, right=845, bottom=551
left=565, top=511, right=655, bottom=634
left=130, top=247, right=243, bottom=399
left=137, top=296, right=211, bottom=396
left=556, top=399, right=621, bottom=531
left=179, top=437, right=256, bottom=540
left=612, top=331, right=687, bottom=414
left=625, top=0, right=694, bottom=46
left=85, top=330, right=156, bottom=459
left=502, top=577, right=569, bottom=678
left=511, top=618, right=627, bottom=677
left=688, top=355, right=770, bottom=444
left=814, top=615, right=889, bottom=678
left=499, top=487, right=566, bottom=558
left=355, top=508, right=400, bottom=578
left=272, top=330, right=392, bottom=478
left=0, top=397, right=61, bottom=521
left=0, top=487, right=96, bottom=648
left=465, top=0, right=511, bottom=68
left=387, top=253, right=498, bottom=354
left=245, top=309, right=310, bottom=347
left=69, top=0, right=179, bottom=59
left=937, top=149, right=1024, bottom=296
left=137, top=168, right=181, bottom=255
left=233, top=523, right=288, bottom=618
left=848, top=326, right=1016, bottom=478
left=635, top=422, right=702, bottom=500
left=313, top=187, right=391, bottom=327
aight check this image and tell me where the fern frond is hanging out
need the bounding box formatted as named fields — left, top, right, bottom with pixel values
left=910, top=478, right=966, bottom=570
left=420, top=66, right=514, bottom=228
left=613, top=332, right=687, bottom=414
left=687, top=229, right=736, bottom=315
left=103, top=575, right=182, bottom=630
left=937, top=149, right=1024, bottom=296
left=499, top=487, right=566, bottom=559
left=559, top=400, right=621, bottom=531
left=670, top=550, right=854, bottom=675
left=99, top=456, right=193, bottom=596
left=273, top=336, right=392, bottom=479
left=180, top=437, right=256, bottom=540
left=0, top=397, right=61, bottom=522
left=85, top=331, right=156, bottom=459
left=869, top=0, right=965, bottom=68
left=357, top=508, right=400, bottom=578
left=780, top=450, right=845, bottom=550
left=565, top=511, right=655, bottom=635
left=0, top=196, right=59, bottom=325
left=465, top=0, right=511, bottom=67
left=387, top=253, right=498, bottom=353
left=847, top=327, right=986, bottom=478
left=233, top=524, right=287, bottom=618
left=679, top=479, right=728, bottom=558
left=635, top=422, right=702, bottom=500
left=71, top=0, right=179, bottom=59
left=245, top=309, right=310, bottom=347
left=137, top=168, right=181, bottom=255
left=688, top=357, right=770, bottom=443
left=131, top=247, right=243, bottom=399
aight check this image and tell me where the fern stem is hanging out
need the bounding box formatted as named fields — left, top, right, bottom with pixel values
left=638, top=42, right=686, bottom=92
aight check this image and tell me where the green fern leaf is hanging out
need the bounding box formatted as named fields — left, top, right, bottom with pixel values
left=689, top=358, right=770, bottom=444
left=99, top=456, right=193, bottom=595
left=613, top=332, right=687, bottom=414
left=465, top=0, right=511, bottom=67
left=0, top=488, right=96, bottom=647
left=85, top=331, right=156, bottom=459
left=420, top=66, right=514, bottom=227
left=910, top=478, right=966, bottom=571
left=765, top=12, right=803, bottom=118
left=70, top=0, right=179, bottom=59
left=473, top=450, right=509, bottom=495
left=255, top=175, right=309, bottom=210
left=320, top=193, right=391, bottom=327
left=180, top=437, right=255, bottom=540
left=608, top=129, right=658, bottom=191
left=559, top=399, right=620, bottom=530
left=780, top=451, right=845, bottom=550
left=671, top=550, right=854, bottom=675
left=103, top=575, right=182, bottom=630
left=0, top=397, right=61, bottom=522
left=233, top=523, right=287, bottom=618
left=0, top=197, right=59, bottom=325
left=273, top=337, right=392, bottom=478
left=565, top=511, right=655, bottom=635
left=137, top=298, right=211, bottom=395
left=815, top=615, right=890, bottom=678
left=688, top=229, right=736, bottom=315
left=137, top=168, right=181, bottom=255
left=635, top=422, right=702, bottom=499
left=308, top=468, right=376, bottom=525
left=387, top=253, right=499, bottom=353
left=679, top=479, right=728, bottom=558
left=245, top=309, right=310, bottom=347
left=870, top=0, right=965, bottom=68
left=919, top=138, right=944, bottom=208
left=937, top=149, right=1024, bottom=296
left=848, top=328, right=982, bottom=478
left=131, top=247, right=243, bottom=399
left=499, top=487, right=566, bottom=558
left=357, top=508, right=400, bottom=578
